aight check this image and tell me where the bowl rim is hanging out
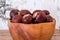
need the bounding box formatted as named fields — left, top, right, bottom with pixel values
left=8, top=19, right=56, bottom=25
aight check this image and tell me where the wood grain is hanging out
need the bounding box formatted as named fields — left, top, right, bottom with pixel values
left=0, top=29, right=60, bottom=40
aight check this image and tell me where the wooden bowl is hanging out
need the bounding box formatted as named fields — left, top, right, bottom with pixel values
left=8, top=19, right=56, bottom=40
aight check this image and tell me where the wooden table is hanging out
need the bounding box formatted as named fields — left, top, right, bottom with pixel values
left=0, top=29, right=60, bottom=40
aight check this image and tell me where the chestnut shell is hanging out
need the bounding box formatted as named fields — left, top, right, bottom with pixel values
left=33, top=10, right=41, bottom=14
left=22, top=14, right=32, bottom=24
left=20, top=10, right=31, bottom=16
left=42, top=10, right=50, bottom=15
left=46, top=15, right=53, bottom=22
left=12, top=15, right=22, bottom=23
left=10, top=9, right=19, bottom=20
left=33, top=11, right=46, bottom=23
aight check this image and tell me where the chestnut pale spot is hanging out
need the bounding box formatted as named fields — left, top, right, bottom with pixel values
left=22, top=14, right=32, bottom=24
left=23, top=14, right=30, bottom=18
left=18, top=11, right=21, bottom=15
left=33, top=12, right=39, bottom=18
left=33, top=11, right=46, bottom=23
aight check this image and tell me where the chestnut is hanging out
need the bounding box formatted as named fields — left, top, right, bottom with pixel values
left=33, top=10, right=42, bottom=18
left=22, top=14, right=32, bottom=24
left=46, top=15, right=53, bottom=22
left=33, top=10, right=41, bottom=14
left=42, top=10, right=50, bottom=15
left=33, top=11, right=46, bottom=23
left=12, top=15, right=22, bottom=23
left=20, top=10, right=31, bottom=16
left=10, top=9, right=19, bottom=20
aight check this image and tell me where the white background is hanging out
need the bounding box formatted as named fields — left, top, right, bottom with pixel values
left=0, top=0, right=60, bottom=30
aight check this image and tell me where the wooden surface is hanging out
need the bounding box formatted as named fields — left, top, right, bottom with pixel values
left=0, top=29, right=60, bottom=40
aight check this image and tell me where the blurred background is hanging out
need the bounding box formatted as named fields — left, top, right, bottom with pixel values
left=0, top=0, right=60, bottom=30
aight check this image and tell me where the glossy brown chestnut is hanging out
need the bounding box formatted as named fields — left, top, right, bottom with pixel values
left=46, top=15, right=53, bottom=22
left=10, top=9, right=19, bottom=20
left=12, top=15, right=22, bottom=23
left=42, top=10, right=50, bottom=15
left=33, top=11, right=46, bottom=23
left=33, top=10, right=42, bottom=18
left=33, top=10, right=41, bottom=14
left=20, top=10, right=31, bottom=16
left=22, top=14, right=32, bottom=24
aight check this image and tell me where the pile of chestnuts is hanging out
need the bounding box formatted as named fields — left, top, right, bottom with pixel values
left=10, top=9, right=53, bottom=24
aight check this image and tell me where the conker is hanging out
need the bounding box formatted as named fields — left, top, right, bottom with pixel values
left=20, top=10, right=31, bottom=16
left=33, top=10, right=42, bottom=18
left=22, top=14, right=32, bottom=24
left=10, top=9, right=53, bottom=24
left=10, top=9, right=19, bottom=20
left=33, top=11, right=46, bottom=23
left=46, top=15, right=53, bottom=22
left=42, top=10, right=50, bottom=15
left=33, top=10, right=41, bottom=14
left=12, top=15, right=22, bottom=23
